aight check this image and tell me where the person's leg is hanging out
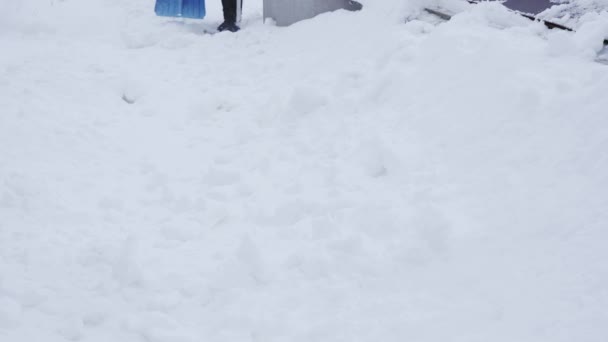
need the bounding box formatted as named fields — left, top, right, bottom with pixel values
left=222, top=0, right=232, bottom=22
left=219, top=0, right=242, bottom=31
left=223, top=0, right=241, bottom=23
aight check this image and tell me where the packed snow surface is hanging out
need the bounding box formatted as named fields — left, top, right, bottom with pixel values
left=1, top=0, right=608, bottom=341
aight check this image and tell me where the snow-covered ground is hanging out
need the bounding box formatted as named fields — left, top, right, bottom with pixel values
left=1, top=0, right=608, bottom=341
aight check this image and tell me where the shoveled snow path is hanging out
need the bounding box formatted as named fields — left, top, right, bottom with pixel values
left=1, top=1, right=608, bottom=341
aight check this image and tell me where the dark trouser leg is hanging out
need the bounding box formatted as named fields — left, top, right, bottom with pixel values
left=222, top=0, right=242, bottom=23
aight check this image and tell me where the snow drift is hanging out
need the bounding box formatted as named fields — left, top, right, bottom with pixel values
left=1, top=1, right=607, bottom=342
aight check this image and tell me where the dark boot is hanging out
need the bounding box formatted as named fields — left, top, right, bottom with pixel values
left=217, top=21, right=240, bottom=32
left=345, top=0, right=363, bottom=11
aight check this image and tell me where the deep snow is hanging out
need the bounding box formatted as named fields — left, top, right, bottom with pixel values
left=1, top=0, right=608, bottom=341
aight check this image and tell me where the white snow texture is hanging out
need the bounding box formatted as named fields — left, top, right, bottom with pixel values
left=1, top=0, right=608, bottom=341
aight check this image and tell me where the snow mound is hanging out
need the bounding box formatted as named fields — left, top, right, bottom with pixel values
left=1, top=0, right=608, bottom=342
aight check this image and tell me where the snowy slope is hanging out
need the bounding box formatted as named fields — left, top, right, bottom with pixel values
left=1, top=0, right=608, bottom=341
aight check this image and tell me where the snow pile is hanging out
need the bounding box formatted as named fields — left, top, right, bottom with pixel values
left=1, top=0, right=608, bottom=342
left=547, top=0, right=608, bottom=19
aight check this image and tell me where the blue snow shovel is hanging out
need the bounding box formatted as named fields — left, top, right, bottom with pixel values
left=155, top=0, right=206, bottom=19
